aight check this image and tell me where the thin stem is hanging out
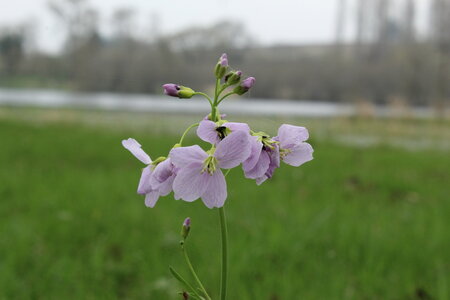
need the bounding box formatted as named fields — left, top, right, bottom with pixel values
left=211, top=78, right=221, bottom=122
left=182, top=246, right=211, bottom=300
left=217, top=92, right=235, bottom=105
left=194, top=92, right=213, bottom=107
left=179, top=123, right=199, bottom=146
left=217, top=84, right=229, bottom=96
left=213, top=76, right=228, bottom=300
left=214, top=79, right=220, bottom=104
left=169, top=266, right=203, bottom=299
left=218, top=207, right=228, bottom=300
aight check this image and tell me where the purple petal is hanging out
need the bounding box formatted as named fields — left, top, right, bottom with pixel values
left=162, top=83, right=180, bottom=97
left=201, top=169, right=227, bottom=208
left=150, top=159, right=173, bottom=189
left=277, top=124, right=309, bottom=148
left=283, top=142, right=314, bottom=167
left=241, top=77, right=255, bottom=89
left=219, top=53, right=228, bottom=66
left=215, top=131, right=251, bottom=169
left=244, top=149, right=270, bottom=179
left=255, top=145, right=280, bottom=185
left=266, top=145, right=280, bottom=178
left=145, top=191, right=160, bottom=208
left=158, top=173, right=176, bottom=196
left=242, top=136, right=263, bottom=171
left=137, top=165, right=153, bottom=194
left=223, top=122, right=250, bottom=134
left=122, top=138, right=151, bottom=164
left=170, top=145, right=208, bottom=168
left=197, top=120, right=220, bottom=144
left=255, top=175, right=268, bottom=186
left=172, top=162, right=209, bottom=202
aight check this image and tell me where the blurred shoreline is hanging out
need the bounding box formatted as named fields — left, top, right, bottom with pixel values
left=0, top=88, right=446, bottom=119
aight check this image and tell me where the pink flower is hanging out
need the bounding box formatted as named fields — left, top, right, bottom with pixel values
left=169, top=131, right=251, bottom=208
left=243, top=124, right=313, bottom=185
left=122, top=138, right=176, bottom=207
left=197, top=119, right=250, bottom=145
left=243, top=136, right=280, bottom=184
left=276, top=124, right=313, bottom=167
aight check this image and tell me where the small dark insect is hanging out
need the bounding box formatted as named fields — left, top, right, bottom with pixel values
left=216, top=126, right=227, bottom=140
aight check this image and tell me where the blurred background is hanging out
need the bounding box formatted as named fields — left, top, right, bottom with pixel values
left=0, top=0, right=449, bottom=299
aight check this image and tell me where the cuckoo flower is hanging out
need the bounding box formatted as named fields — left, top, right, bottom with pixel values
left=244, top=124, right=313, bottom=185
left=170, top=131, right=250, bottom=208
left=243, top=134, right=280, bottom=184
left=197, top=119, right=250, bottom=145
left=275, top=124, right=314, bottom=167
left=122, top=138, right=176, bottom=208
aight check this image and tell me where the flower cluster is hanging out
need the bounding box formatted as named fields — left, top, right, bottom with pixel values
left=122, top=54, right=313, bottom=209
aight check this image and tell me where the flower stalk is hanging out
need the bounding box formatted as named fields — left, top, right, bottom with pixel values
left=121, top=53, right=314, bottom=300
left=212, top=76, right=229, bottom=300
left=218, top=207, right=228, bottom=300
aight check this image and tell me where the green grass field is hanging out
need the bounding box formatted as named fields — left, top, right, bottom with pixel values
left=0, top=116, right=449, bottom=299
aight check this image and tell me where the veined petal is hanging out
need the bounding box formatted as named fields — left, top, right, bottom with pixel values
left=172, top=162, right=209, bottom=202
left=255, top=175, right=268, bottom=186
left=150, top=158, right=173, bottom=189
left=201, top=169, right=227, bottom=208
left=277, top=124, right=309, bottom=148
left=170, top=145, right=208, bottom=168
left=244, top=149, right=270, bottom=179
left=216, top=131, right=251, bottom=169
left=243, top=136, right=263, bottom=171
left=283, top=142, right=314, bottom=167
left=197, top=120, right=220, bottom=144
left=158, top=173, right=176, bottom=196
left=137, top=165, right=153, bottom=195
left=145, top=191, right=160, bottom=208
left=122, top=138, right=151, bottom=164
left=224, top=122, right=250, bottom=133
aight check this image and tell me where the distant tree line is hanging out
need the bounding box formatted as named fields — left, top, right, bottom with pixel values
left=0, top=0, right=449, bottom=107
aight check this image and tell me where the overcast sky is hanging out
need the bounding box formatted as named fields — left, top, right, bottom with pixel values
left=0, top=0, right=430, bottom=53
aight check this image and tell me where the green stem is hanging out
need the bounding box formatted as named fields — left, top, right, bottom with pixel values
left=214, top=79, right=220, bottom=104
left=182, top=246, right=211, bottom=300
left=218, top=207, right=228, bottom=300
left=218, top=84, right=229, bottom=96
left=213, top=77, right=228, bottom=300
left=169, top=266, right=203, bottom=299
left=179, top=123, right=199, bottom=146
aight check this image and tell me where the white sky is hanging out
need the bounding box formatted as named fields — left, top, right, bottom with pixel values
left=0, top=0, right=430, bottom=53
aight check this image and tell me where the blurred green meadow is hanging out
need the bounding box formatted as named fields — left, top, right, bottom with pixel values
left=0, top=108, right=449, bottom=299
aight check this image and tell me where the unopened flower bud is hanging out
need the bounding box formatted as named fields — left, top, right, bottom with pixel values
left=225, top=70, right=242, bottom=85
left=181, top=217, right=191, bottom=240
left=162, top=84, right=195, bottom=99
left=233, top=77, right=255, bottom=95
left=214, top=53, right=228, bottom=79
